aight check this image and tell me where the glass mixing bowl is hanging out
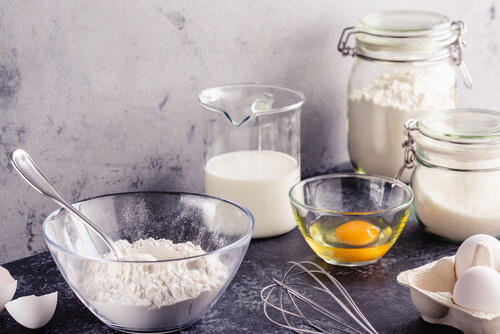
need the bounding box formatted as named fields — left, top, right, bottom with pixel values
left=43, top=191, right=254, bottom=333
left=289, top=174, right=413, bottom=267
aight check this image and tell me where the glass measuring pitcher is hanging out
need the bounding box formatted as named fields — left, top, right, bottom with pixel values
left=198, top=83, right=305, bottom=238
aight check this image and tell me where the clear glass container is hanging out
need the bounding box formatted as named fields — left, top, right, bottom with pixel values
left=198, top=83, right=305, bottom=239
left=43, top=192, right=254, bottom=333
left=289, top=173, right=413, bottom=267
left=338, top=10, right=471, bottom=183
left=408, top=109, right=500, bottom=242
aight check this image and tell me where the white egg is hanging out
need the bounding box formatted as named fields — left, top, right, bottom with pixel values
left=5, top=292, right=58, bottom=329
left=453, top=266, right=500, bottom=313
left=0, top=266, right=17, bottom=310
left=454, top=234, right=500, bottom=279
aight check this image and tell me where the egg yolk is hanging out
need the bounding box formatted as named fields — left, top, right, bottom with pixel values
left=336, top=220, right=379, bottom=246
left=330, top=244, right=391, bottom=263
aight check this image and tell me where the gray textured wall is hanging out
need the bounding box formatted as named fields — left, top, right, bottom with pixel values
left=1, top=0, right=499, bottom=263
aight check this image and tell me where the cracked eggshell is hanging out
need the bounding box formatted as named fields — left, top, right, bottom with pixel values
left=0, top=266, right=17, bottom=310
left=398, top=256, right=500, bottom=334
left=5, top=292, right=58, bottom=329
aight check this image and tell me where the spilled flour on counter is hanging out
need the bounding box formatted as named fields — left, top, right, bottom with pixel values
left=77, top=238, right=229, bottom=329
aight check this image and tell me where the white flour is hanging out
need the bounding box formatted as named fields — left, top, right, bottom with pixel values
left=77, top=238, right=229, bottom=330
left=348, top=69, right=456, bottom=182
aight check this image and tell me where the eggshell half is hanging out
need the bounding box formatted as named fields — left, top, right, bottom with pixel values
left=6, top=292, right=58, bottom=329
left=0, top=266, right=17, bottom=310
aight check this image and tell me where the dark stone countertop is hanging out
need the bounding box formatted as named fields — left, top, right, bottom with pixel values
left=0, top=217, right=464, bottom=334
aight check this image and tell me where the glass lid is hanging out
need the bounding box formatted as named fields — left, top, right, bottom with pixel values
left=357, top=10, right=451, bottom=36
left=355, top=10, right=457, bottom=51
left=419, top=109, right=500, bottom=143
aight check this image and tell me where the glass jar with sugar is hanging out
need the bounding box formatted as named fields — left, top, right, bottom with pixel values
left=400, top=109, right=500, bottom=242
left=338, top=10, right=472, bottom=183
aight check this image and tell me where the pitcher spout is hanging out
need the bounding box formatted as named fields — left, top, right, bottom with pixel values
left=198, top=83, right=304, bottom=127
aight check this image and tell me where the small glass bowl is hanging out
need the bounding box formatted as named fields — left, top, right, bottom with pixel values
left=43, top=191, right=254, bottom=333
left=289, top=174, right=413, bottom=267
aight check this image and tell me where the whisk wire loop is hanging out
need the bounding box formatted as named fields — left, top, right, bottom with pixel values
left=284, top=263, right=373, bottom=333
left=261, top=261, right=379, bottom=334
left=262, top=283, right=348, bottom=334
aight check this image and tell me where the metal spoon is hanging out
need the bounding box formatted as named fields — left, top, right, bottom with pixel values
left=10, top=149, right=123, bottom=258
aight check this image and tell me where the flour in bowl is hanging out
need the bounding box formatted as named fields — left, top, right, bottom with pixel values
left=77, top=238, right=229, bottom=329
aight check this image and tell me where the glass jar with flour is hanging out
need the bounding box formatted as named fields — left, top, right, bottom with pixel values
left=400, top=109, right=500, bottom=242
left=338, top=10, right=472, bottom=183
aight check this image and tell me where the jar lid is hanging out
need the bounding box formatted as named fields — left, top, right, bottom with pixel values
left=357, top=10, right=452, bottom=37
left=354, top=10, right=459, bottom=61
left=413, top=109, right=500, bottom=165
left=419, top=109, right=500, bottom=144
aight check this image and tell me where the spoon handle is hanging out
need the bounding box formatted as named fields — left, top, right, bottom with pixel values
left=10, top=149, right=123, bottom=258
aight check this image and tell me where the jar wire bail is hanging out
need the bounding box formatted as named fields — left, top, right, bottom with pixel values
left=450, top=21, right=473, bottom=89
left=395, top=119, right=419, bottom=181
left=337, top=26, right=357, bottom=57
left=337, top=21, right=473, bottom=89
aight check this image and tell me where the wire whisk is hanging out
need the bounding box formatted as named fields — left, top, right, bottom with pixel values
left=261, top=261, right=378, bottom=334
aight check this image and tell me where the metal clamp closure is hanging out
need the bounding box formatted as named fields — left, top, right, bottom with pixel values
left=394, top=119, right=419, bottom=180
left=337, top=21, right=473, bottom=88
left=337, top=26, right=453, bottom=59
left=450, top=21, right=473, bottom=88
left=337, top=27, right=357, bottom=57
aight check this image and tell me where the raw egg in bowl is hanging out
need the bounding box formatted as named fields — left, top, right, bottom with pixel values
left=289, top=173, right=413, bottom=266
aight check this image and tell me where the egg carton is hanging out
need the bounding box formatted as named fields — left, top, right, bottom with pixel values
left=398, top=254, right=500, bottom=334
